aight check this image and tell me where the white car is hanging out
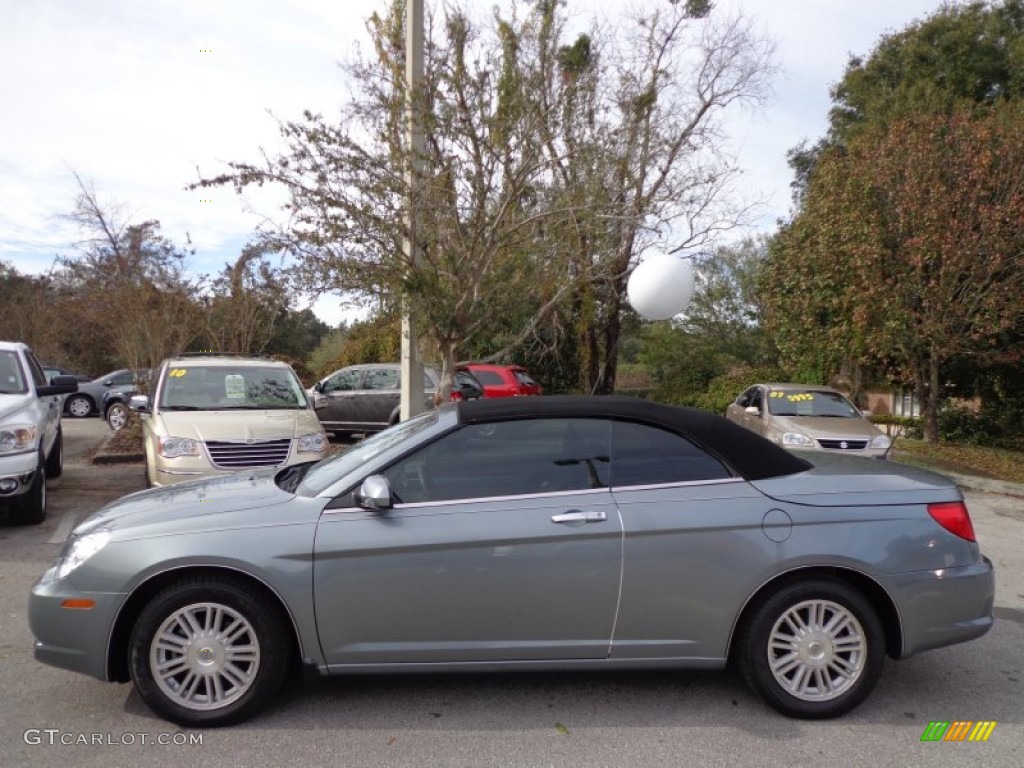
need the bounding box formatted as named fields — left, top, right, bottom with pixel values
left=132, top=354, right=327, bottom=487
left=0, top=341, right=78, bottom=524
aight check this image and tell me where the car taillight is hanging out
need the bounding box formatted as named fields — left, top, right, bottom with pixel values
left=928, top=501, right=976, bottom=542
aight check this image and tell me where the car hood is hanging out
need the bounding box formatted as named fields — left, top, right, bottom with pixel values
left=751, top=452, right=960, bottom=506
left=0, top=393, right=32, bottom=421
left=157, top=409, right=321, bottom=441
left=75, top=470, right=295, bottom=537
left=768, top=414, right=881, bottom=439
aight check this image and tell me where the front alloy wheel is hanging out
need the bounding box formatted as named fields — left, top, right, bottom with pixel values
left=129, top=578, right=291, bottom=727
left=737, top=579, right=884, bottom=719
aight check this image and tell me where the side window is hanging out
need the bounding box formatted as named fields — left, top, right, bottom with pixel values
left=381, top=418, right=611, bottom=504
left=737, top=387, right=757, bottom=408
left=324, top=369, right=361, bottom=393
left=749, top=388, right=764, bottom=412
left=610, top=421, right=731, bottom=487
left=364, top=368, right=400, bottom=390
left=110, top=371, right=134, bottom=386
left=24, top=350, right=47, bottom=388
left=472, top=370, right=504, bottom=386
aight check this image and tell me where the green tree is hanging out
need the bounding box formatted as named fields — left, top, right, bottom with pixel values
left=767, top=106, right=1024, bottom=441
left=637, top=238, right=777, bottom=404
left=788, top=0, right=1024, bottom=202
left=200, top=245, right=291, bottom=355
left=54, top=175, right=204, bottom=375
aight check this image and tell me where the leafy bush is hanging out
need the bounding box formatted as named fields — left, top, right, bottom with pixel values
left=870, top=413, right=923, bottom=439
left=690, top=366, right=791, bottom=414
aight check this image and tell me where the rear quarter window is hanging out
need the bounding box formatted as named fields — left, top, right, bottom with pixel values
left=611, top=420, right=731, bottom=486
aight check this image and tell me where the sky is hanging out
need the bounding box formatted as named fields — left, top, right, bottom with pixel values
left=0, top=0, right=947, bottom=326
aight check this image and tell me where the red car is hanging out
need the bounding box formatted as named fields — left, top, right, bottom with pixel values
left=464, top=364, right=542, bottom=397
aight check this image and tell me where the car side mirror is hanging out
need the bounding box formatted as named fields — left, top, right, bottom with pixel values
left=860, top=409, right=873, bottom=418
left=38, top=375, right=79, bottom=397
left=129, top=394, right=151, bottom=414
left=744, top=406, right=760, bottom=415
left=314, top=381, right=324, bottom=393
left=354, top=475, right=392, bottom=511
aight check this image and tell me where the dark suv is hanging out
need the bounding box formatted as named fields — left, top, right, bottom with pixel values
left=309, top=363, right=483, bottom=437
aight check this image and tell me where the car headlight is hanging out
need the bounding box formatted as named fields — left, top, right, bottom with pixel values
left=0, top=424, right=38, bottom=454
left=297, top=432, right=327, bottom=453
left=54, top=529, right=112, bottom=581
left=158, top=436, right=200, bottom=458
left=781, top=432, right=815, bottom=447
left=871, top=434, right=892, bottom=449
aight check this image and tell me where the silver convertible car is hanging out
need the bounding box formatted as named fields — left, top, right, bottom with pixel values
left=29, top=397, right=994, bottom=727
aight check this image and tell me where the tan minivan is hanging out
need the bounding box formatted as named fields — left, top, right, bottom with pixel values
left=133, top=354, right=327, bottom=487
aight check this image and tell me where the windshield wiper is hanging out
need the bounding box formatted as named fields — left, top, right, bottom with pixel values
left=161, top=405, right=205, bottom=411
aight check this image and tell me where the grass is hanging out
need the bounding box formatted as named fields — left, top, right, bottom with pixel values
left=893, top=438, right=1024, bottom=485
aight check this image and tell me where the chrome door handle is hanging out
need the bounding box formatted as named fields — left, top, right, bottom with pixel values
left=551, top=510, right=607, bottom=524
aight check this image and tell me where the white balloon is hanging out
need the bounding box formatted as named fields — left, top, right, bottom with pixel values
left=626, top=253, right=695, bottom=320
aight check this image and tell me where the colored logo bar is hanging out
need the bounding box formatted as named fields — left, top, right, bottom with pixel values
left=921, top=721, right=997, bottom=742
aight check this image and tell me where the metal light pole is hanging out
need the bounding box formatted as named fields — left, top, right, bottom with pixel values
left=400, top=0, right=425, bottom=421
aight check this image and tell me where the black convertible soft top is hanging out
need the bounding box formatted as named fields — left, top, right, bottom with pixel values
left=456, top=395, right=811, bottom=482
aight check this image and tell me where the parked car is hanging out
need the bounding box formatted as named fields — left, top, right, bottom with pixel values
left=42, top=366, right=92, bottom=384
left=725, top=383, right=892, bottom=458
left=30, top=396, right=993, bottom=727
left=131, top=354, right=326, bottom=487
left=64, top=368, right=148, bottom=419
left=0, top=341, right=78, bottom=524
left=464, top=363, right=542, bottom=397
left=309, top=363, right=484, bottom=437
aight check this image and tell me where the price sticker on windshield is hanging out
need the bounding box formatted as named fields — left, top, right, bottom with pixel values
left=168, top=368, right=188, bottom=378
left=224, top=375, right=246, bottom=399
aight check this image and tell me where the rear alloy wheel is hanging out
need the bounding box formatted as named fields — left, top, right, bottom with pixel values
left=737, top=579, right=884, bottom=719
left=129, top=578, right=291, bottom=727
left=106, top=402, right=129, bottom=431
left=66, top=394, right=93, bottom=418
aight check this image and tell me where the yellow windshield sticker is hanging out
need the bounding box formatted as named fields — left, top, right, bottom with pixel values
left=770, top=391, right=814, bottom=402
left=168, top=368, right=188, bottom=378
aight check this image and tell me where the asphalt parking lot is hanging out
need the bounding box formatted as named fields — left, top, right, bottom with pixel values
left=0, top=418, right=1021, bottom=767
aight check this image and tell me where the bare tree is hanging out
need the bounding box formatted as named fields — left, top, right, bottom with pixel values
left=196, top=0, right=774, bottom=397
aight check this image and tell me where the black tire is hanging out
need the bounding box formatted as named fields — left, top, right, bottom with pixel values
left=12, top=459, right=46, bottom=526
left=45, top=427, right=63, bottom=479
left=65, top=394, right=93, bottom=418
left=128, top=577, right=291, bottom=727
left=736, top=579, right=885, bottom=719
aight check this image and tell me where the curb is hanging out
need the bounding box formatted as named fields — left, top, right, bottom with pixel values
left=92, top=432, right=144, bottom=465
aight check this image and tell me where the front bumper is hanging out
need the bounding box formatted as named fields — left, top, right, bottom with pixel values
left=28, top=568, right=126, bottom=681
left=0, top=450, right=38, bottom=500
left=890, top=556, right=995, bottom=658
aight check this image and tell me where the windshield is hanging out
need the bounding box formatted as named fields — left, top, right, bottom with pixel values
left=0, top=351, right=27, bottom=395
left=159, top=365, right=308, bottom=410
left=767, top=390, right=861, bottom=418
left=293, top=409, right=441, bottom=496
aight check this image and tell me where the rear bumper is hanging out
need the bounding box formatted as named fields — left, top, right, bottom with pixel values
left=890, top=556, right=995, bottom=658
